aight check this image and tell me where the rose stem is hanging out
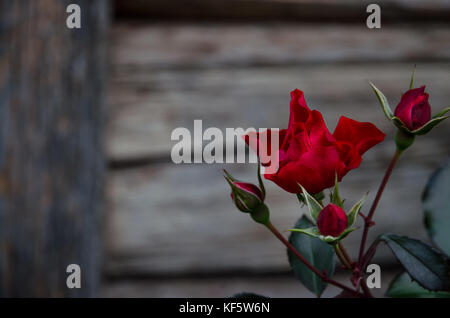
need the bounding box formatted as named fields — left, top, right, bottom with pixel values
left=266, top=222, right=361, bottom=295
left=337, top=242, right=354, bottom=268
left=360, top=280, right=373, bottom=298
left=357, top=149, right=402, bottom=265
left=334, top=244, right=352, bottom=269
left=337, top=242, right=373, bottom=297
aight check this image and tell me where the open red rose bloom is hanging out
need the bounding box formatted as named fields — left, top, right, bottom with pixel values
left=245, top=89, right=386, bottom=194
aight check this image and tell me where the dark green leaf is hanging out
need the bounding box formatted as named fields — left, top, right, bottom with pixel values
left=288, top=216, right=335, bottom=296
left=379, top=234, right=450, bottom=291
left=422, top=159, right=450, bottom=256
left=386, top=272, right=450, bottom=298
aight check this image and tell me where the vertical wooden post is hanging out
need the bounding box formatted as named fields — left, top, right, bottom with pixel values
left=0, top=0, right=109, bottom=297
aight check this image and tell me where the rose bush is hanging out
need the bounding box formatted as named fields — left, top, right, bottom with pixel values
left=224, top=70, right=450, bottom=298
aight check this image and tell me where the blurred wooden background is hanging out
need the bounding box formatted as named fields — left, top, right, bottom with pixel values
left=0, top=0, right=108, bottom=297
left=103, top=0, right=450, bottom=297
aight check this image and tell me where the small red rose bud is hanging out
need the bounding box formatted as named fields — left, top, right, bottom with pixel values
left=394, top=86, right=431, bottom=131
left=224, top=170, right=264, bottom=213
left=230, top=181, right=264, bottom=213
left=316, top=204, right=348, bottom=237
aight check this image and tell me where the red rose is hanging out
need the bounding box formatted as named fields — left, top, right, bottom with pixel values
left=317, top=204, right=348, bottom=237
left=245, top=89, right=386, bottom=194
left=394, top=86, right=431, bottom=131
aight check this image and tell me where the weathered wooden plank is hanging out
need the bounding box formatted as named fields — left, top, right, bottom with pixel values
left=114, top=0, right=450, bottom=22
left=107, top=63, right=450, bottom=160
left=111, top=24, right=450, bottom=70
left=0, top=0, right=109, bottom=297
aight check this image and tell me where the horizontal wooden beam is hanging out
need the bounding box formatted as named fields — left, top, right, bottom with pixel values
left=114, top=0, right=450, bottom=23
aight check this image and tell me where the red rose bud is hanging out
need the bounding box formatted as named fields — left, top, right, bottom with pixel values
left=224, top=172, right=264, bottom=213
left=394, top=86, right=431, bottom=131
left=316, top=204, right=348, bottom=237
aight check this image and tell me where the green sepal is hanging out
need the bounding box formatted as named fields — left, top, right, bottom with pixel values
left=298, top=184, right=323, bottom=221
left=250, top=203, right=270, bottom=226
left=256, top=160, right=266, bottom=201
left=223, top=169, right=237, bottom=182
left=347, top=192, right=368, bottom=227
left=432, top=107, right=450, bottom=119
left=395, top=129, right=415, bottom=151
left=224, top=170, right=262, bottom=213
left=369, top=82, right=393, bottom=120
left=411, top=115, right=450, bottom=135
left=313, top=191, right=325, bottom=204
left=288, top=226, right=357, bottom=245
left=296, top=193, right=306, bottom=205
left=392, top=108, right=450, bottom=137
left=392, top=116, right=410, bottom=133
left=297, top=192, right=325, bottom=206
left=330, top=173, right=344, bottom=208
left=409, top=65, right=416, bottom=90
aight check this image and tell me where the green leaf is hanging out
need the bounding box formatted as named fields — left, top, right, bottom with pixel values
left=330, top=174, right=343, bottom=208
left=288, top=216, right=335, bottom=297
left=411, top=115, right=449, bottom=135
left=347, top=192, right=368, bottom=227
left=230, top=292, right=269, bottom=299
left=298, top=184, right=323, bottom=221
left=379, top=234, right=450, bottom=291
left=422, top=159, right=450, bottom=256
left=386, top=272, right=450, bottom=298
left=369, top=82, right=393, bottom=120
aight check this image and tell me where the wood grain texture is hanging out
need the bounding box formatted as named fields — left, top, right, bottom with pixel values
left=111, top=24, right=450, bottom=71
left=105, top=23, right=450, bottom=278
left=114, top=0, right=450, bottom=22
left=0, top=0, right=109, bottom=297
left=108, top=23, right=450, bottom=160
